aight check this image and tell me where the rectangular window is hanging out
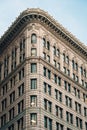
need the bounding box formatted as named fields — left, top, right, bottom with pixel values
left=56, top=122, right=63, bottom=130
left=84, top=107, right=87, bottom=116
left=30, top=113, right=37, bottom=125
left=18, top=100, right=24, bottom=113
left=18, top=83, right=24, bottom=96
left=75, top=102, right=81, bottom=114
left=0, top=64, right=2, bottom=81
left=48, top=70, right=51, bottom=79
left=31, top=48, right=37, bottom=56
left=2, top=98, right=7, bottom=111
left=44, top=116, right=52, bottom=130
left=17, top=117, right=23, bottom=130
left=85, top=122, right=87, bottom=130
left=54, top=74, right=61, bottom=86
left=19, top=68, right=24, bottom=80
left=8, top=124, right=14, bottom=130
left=76, top=117, right=82, bottom=129
left=30, top=95, right=37, bottom=107
left=65, top=96, right=72, bottom=108
left=55, top=105, right=63, bottom=118
left=44, top=99, right=52, bottom=112
left=1, top=114, right=6, bottom=127
left=31, top=79, right=37, bottom=89
left=31, top=63, right=37, bottom=73
left=20, top=38, right=25, bottom=63
left=10, top=91, right=15, bottom=104
left=66, top=111, right=73, bottom=124
left=55, top=89, right=62, bottom=102
left=43, top=67, right=46, bottom=76
left=44, top=82, right=51, bottom=95
left=9, top=107, right=14, bottom=120
left=74, top=87, right=80, bottom=98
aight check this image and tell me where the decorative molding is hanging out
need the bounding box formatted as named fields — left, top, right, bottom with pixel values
left=0, top=8, right=87, bottom=60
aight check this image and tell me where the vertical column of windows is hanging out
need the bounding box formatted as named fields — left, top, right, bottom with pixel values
left=20, top=38, right=25, bottom=63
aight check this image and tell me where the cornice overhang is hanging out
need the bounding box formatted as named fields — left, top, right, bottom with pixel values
left=0, top=8, right=87, bottom=60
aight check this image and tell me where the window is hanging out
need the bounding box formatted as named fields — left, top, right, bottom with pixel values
left=44, top=116, right=52, bottom=130
left=31, top=63, right=37, bottom=73
left=43, top=52, right=46, bottom=60
left=18, top=100, right=24, bottom=113
left=43, top=38, right=46, bottom=47
left=84, top=107, right=87, bottom=116
left=0, top=64, right=2, bottom=81
left=2, top=98, right=7, bottom=111
left=18, top=83, right=24, bottom=96
left=76, top=117, right=82, bottom=129
left=9, top=107, right=14, bottom=120
left=47, top=55, right=50, bottom=63
left=74, top=87, right=80, bottom=98
left=63, top=53, right=65, bottom=62
left=47, top=41, right=50, bottom=50
left=10, top=76, right=17, bottom=88
left=1, top=114, right=6, bottom=127
left=48, top=70, right=51, bottom=79
left=75, top=102, right=81, bottom=114
left=53, top=60, right=56, bottom=67
left=65, top=96, right=72, bottom=108
left=72, top=60, right=78, bottom=71
left=55, top=89, right=62, bottom=102
left=4, top=56, right=9, bottom=78
left=56, top=122, right=63, bottom=130
left=31, top=79, right=37, bottom=89
left=10, top=91, right=15, bottom=104
left=19, top=68, right=24, bottom=80
left=30, top=113, right=37, bottom=125
left=11, top=47, right=17, bottom=71
left=44, top=99, right=52, bottom=112
left=66, top=111, right=73, bottom=124
left=67, top=128, right=72, bottom=130
left=57, top=49, right=60, bottom=57
left=30, top=95, right=37, bottom=107
left=44, top=82, right=51, bottom=95
left=73, top=73, right=79, bottom=82
left=58, top=63, right=60, bottom=70
left=43, top=67, right=46, bottom=76
left=31, top=33, right=37, bottom=43
left=20, top=38, right=25, bottom=63
left=17, top=117, right=23, bottom=130
left=83, top=93, right=86, bottom=102
left=66, top=56, right=69, bottom=64
left=55, top=105, right=63, bottom=118
left=63, top=67, right=70, bottom=76
left=43, top=67, right=51, bottom=79
left=31, top=48, right=37, bottom=56
left=85, top=122, right=87, bottom=130
left=64, top=81, right=71, bottom=92
left=54, top=74, right=61, bottom=86
left=53, top=46, right=56, bottom=55
left=2, top=83, right=8, bottom=95
left=8, top=124, right=14, bottom=130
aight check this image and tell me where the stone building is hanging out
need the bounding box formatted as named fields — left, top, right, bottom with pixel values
left=0, top=8, right=87, bottom=130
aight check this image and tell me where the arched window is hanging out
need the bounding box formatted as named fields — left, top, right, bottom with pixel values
left=31, top=34, right=37, bottom=43
left=47, top=41, right=50, bottom=50
left=43, top=38, right=46, bottom=47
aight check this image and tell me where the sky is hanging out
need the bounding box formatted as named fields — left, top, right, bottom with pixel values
left=0, top=0, right=87, bottom=45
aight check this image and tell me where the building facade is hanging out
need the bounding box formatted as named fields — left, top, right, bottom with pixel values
left=0, top=8, right=87, bottom=130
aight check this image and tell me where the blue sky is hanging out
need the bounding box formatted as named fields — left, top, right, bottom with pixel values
left=0, top=0, right=87, bottom=45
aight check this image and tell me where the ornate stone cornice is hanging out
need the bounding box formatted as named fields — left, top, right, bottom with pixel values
left=0, top=8, right=87, bottom=60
